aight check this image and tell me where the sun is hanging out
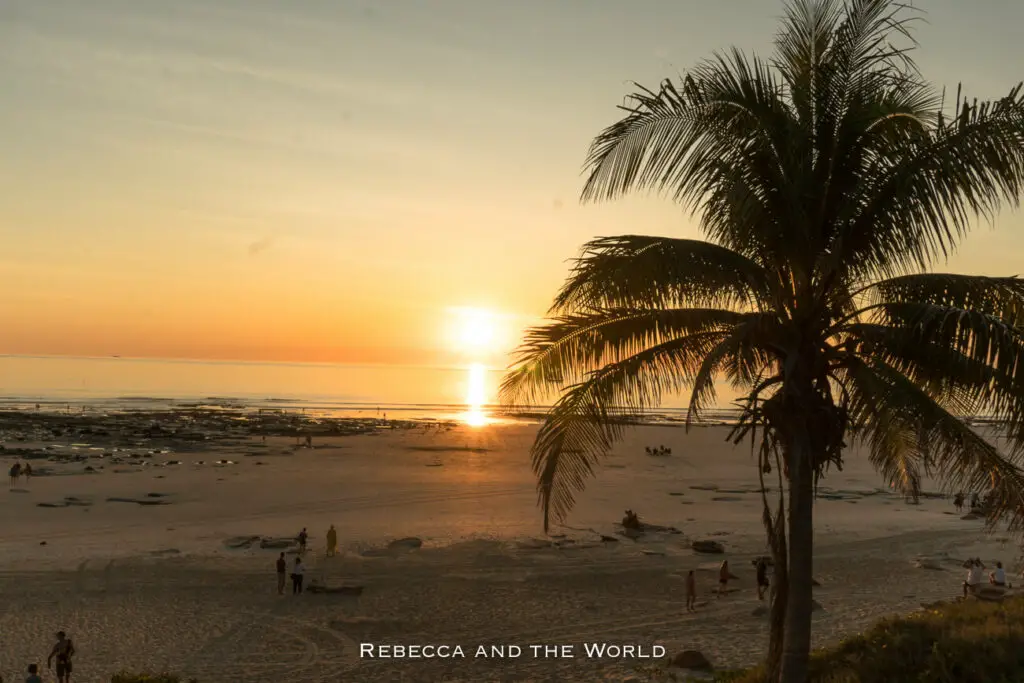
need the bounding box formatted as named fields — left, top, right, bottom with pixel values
left=450, top=307, right=499, bottom=354
left=459, top=315, right=494, bottom=349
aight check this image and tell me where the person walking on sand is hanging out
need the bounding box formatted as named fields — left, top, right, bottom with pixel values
left=718, top=560, right=730, bottom=597
left=9, top=462, right=22, bottom=487
left=47, top=631, right=75, bottom=683
left=297, top=527, right=308, bottom=554
left=685, top=570, right=696, bottom=612
left=276, top=552, right=287, bottom=595
left=326, top=525, right=338, bottom=557
left=755, top=557, right=770, bottom=600
left=25, top=663, right=43, bottom=683
left=291, top=556, right=305, bottom=594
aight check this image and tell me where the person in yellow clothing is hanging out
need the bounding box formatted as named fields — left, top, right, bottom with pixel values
left=326, top=525, right=338, bottom=557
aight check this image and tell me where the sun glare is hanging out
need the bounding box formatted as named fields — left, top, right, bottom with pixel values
left=450, top=307, right=499, bottom=354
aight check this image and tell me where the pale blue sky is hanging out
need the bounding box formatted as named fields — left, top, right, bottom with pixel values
left=2, top=0, right=1024, bottom=364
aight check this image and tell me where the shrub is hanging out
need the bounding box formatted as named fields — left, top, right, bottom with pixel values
left=715, top=596, right=1024, bottom=683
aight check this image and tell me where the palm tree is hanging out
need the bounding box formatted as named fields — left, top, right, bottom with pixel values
left=500, top=1, right=1024, bottom=681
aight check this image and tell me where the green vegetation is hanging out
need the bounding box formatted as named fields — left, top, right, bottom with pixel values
left=715, top=597, right=1024, bottom=683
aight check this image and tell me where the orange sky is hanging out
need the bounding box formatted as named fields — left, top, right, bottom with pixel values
left=3, top=1, right=1024, bottom=367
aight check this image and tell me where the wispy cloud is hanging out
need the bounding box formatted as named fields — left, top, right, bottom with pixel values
left=247, top=236, right=275, bottom=256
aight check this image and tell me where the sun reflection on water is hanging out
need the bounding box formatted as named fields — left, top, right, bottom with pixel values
left=462, top=363, right=488, bottom=427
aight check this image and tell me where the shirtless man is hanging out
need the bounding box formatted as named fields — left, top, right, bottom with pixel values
left=47, top=631, right=75, bottom=683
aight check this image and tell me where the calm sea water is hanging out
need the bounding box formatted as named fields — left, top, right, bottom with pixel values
left=0, top=355, right=741, bottom=423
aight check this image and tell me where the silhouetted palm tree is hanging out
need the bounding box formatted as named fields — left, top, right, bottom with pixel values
left=501, top=1, right=1024, bottom=680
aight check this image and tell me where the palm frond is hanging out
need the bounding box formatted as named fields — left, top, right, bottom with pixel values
left=550, top=236, right=773, bottom=314
left=866, top=414, right=923, bottom=498
left=529, top=332, right=728, bottom=531
left=841, top=83, right=1024, bottom=280
left=686, top=313, right=783, bottom=425
left=499, top=307, right=744, bottom=407
left=864, top=273, right=1024, bottom=324
left=843, top=298, right=1024, bottom=451
left=579, top=52, right=809, bottom=265
left=867, top=304, right=1024, bottom=396
left=843, top=357, right=1024, bottom=531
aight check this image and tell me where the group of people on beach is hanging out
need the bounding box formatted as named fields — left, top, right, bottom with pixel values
left=962, top=558, right=1010, bottom=598
left=8, top=462, right=33, bottom=487
left=953, top=491, right=987, bottom=512
left=8, top=631, right=75, bottom=683
left=684, top=557, right=772, bottom=612
left=684, top=552, right=1013, bottom=611
left=274, top=525, right=339, bottom=595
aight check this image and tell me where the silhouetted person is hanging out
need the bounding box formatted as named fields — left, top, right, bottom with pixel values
left=23, top=463, right=32, bottom=480
left=756, top=557, right=769, bottom=600
left=685, top=570, right=696, bottom=611
left=9, top=462, right=21, bottom=487
left=26, top=663, right=43, bottom=683
left=297, top=527, right=308, bottom=554
left=291, top=557, right=305, bottom=594
left=953, top=492, right=965, bottom=512
left=276, top=552, right=287, bottom=595
left=622, top=510, right=641, bottom=529
left=718, top=561, right=730, bottom=597
left=326, top=525, right=338, bottom=557
left=47, top=631, right=75, bottom=683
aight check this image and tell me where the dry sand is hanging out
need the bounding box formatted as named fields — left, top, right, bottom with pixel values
left=1, top=419, right=1019, bottom=682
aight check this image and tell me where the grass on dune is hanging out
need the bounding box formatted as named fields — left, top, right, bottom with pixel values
left=716, top=596, right=1024, bottom=683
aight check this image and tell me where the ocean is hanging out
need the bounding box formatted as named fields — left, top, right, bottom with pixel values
left=0, top=354, right=742, bottom=424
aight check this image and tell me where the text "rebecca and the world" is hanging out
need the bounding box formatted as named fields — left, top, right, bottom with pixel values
left=359, top=643, right=666, bottom=659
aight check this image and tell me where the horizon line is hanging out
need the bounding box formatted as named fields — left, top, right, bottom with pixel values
left=0, top=353, right=513, bottom=372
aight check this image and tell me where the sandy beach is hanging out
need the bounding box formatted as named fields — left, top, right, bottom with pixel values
left=1, top=413, right=1017, bottom=682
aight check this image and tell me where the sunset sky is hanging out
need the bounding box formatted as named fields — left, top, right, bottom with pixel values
left=3, top=0, right=1024, bottom=368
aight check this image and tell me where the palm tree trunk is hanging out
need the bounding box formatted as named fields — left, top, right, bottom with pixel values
left=766, top=501, right=788, bottom=681
left=759, top=443, right=788, bottom=681
left=779, top=437, right=814, bottom=683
